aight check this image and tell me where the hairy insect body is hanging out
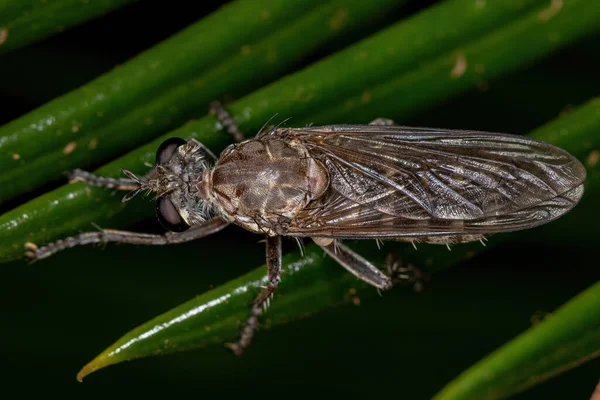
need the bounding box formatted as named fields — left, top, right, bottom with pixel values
left=207, top=138, right=329, bottom=236
left=26, top=105, right=587, bottom=357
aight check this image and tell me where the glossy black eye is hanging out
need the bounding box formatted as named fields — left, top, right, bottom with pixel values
left=156, top=137, right=187, bottom=165
left=156, top=197, right=189, bottom=232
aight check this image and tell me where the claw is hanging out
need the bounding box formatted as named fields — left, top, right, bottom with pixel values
left=224, top=342, right=243, bottom=356
left=24, top=242, right=40, bottom=262
left=385, top=253, right=430, bottom=292
left=24, top=242, right=38, bottom=251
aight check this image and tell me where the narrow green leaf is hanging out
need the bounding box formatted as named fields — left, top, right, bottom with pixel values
left=1, top=0, right=588, bottom=263
left=433, top=280, right=600, bottom=400
left=0, top=0, right=550, bottom=203
left=0, top=0, right=136, bottom=55
left=304, top=0, right=600, bottom=124
left=0, top=0, right=408, bottom=203
left=0, top=0, right=331, bottom=201
left=75, top=97, right=600, bottom=381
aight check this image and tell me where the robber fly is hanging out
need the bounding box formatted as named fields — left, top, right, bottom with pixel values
left=25, top=103, right=587, bottom=354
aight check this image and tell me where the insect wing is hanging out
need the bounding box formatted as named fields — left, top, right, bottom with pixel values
left=277, top=125, right=586, bottom=238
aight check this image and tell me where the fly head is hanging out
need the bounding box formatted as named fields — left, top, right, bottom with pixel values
left=121, top=137, right=218, bottom=232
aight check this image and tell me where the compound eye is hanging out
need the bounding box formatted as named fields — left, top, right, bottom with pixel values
left=156, top=137, right=187, bottom=165
left=156, top=197, right=189, bottom=232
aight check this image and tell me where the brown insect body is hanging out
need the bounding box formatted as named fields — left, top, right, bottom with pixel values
left=197, top=125, right=584, bottom=245
left=161, top=123, right=587, bottom=249
left=26, top=108, right=587, bottom=356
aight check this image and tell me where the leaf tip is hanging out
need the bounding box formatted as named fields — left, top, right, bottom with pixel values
left=76, top=352, right=114, bottom=382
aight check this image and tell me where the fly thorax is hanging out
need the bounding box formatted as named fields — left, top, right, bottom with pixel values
left=198, top=169, right=221, bottom=212
left=209, top=138, right=330, bottom=232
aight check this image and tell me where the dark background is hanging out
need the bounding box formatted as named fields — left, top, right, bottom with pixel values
left=1, top=1, right=599, bottom=398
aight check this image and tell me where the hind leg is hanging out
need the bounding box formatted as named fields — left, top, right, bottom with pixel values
left=209, top=101, right=245, bottom=142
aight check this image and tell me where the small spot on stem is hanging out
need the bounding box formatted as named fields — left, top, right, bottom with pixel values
left=0, top=28, right=8, bottom=45
left=450, top=53, right=467, bottom=79
left=63, top=141, right=77, bottom=155
left=586, top=150, right=599, bottom=168
left=538, top=0, right=563, bottom=22
left=71, top=120, right=82, bottom=133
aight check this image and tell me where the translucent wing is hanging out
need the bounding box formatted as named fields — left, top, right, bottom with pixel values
left=272, top=125, right=586, bottom=238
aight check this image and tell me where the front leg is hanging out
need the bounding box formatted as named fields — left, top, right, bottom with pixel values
left=25, top=217, right=229, bottom=261
left=69, top=167, right=157, bottom=202
left=69, top=168, right=144, bottom=191
left=227, top=235, right=282, bottom=355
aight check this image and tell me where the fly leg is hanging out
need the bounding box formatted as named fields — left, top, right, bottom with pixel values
left=209, top=101, right=245, bottom=143
left=316, top=239, right=393, bottom=290
left=24, top=217, right=229, bottom=261
left=68, top=167, right=160, bottom=202
left=227, top=235, right=282, bottom=355
left=69, top=168, right=145, bottom=191
left=385, top=253, right=430, bottom=292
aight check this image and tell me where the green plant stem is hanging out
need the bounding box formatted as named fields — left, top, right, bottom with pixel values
left=0, top=0, right=136, bottom=55
left=0, top=0, right=578, bottom=262
left=0, top=0, right=550, bottom=203
left=433, top=280, right=600, bottom=400
left=0, top=0, right=328, bottom=196
left=0, top=0, right=407, bottom=203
